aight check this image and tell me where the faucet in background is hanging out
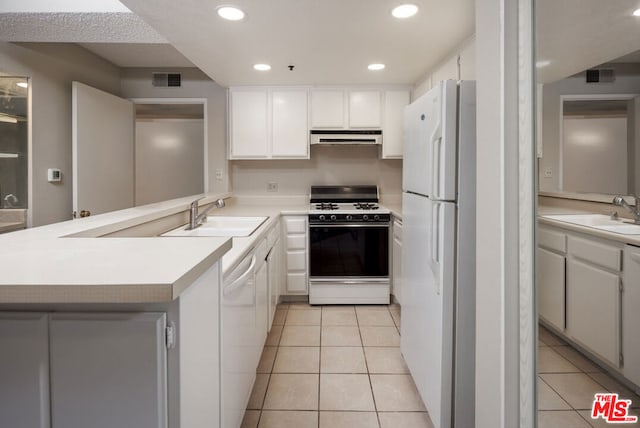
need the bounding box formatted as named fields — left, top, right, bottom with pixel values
left=612, top=195, right=640, bottom=224
left=186, top=197, right=226, bottom=230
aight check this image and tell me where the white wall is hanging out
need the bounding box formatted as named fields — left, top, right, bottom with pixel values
left=412, top=36, right=476, bottom=99
left=540, top=63, right=640, bottom=192
left=120, top=68, right=228, bottom=196
left=135, top=119, right=204, bottom=206
left=0, top=42, right=121, bottom=226
left=230, top=145, right=402, bottom=197
left=563, top=116, right=627, bottom=194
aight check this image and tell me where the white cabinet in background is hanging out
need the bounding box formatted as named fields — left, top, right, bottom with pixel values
left=382, top=90, right=411, bottom=159
left=392, top=218, right=403, bottom=304
left=537, top=226, right=567, bottom=331
left=272, top=89, right=309, bottom=158
left=349, top=90, right=382, bottom=128
left=49, top=313, right=167, bottom=428
left=283, top=216, right=308, bottom=294
left=229, top=87, right=309, bottom=160
left=566, top=236, right=622, bottom=368
left=229, top=88, right=269, bottom=158
left=0, top=313, right=50, bottom=428
left=310, top=89, right=345, bottom=128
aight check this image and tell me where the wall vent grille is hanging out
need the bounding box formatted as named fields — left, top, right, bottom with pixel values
left=585, top=69, right=615, bottom=83
left=152, top=72, right=182, bottom=87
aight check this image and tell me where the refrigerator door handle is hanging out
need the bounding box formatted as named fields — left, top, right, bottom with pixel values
left=430, top=123, right=442, bottom=199
left=431, top=202, right=441, bottom=295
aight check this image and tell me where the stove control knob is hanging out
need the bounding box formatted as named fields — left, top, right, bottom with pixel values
left=363, top=215, right=369, bottom=221
left=330, top=215, right=337, bottom=221
left=346, top=214, right=353, bottom=221
left=374, top=214, right=380, bottom=221
left=319, top=215, right=326, bottom=221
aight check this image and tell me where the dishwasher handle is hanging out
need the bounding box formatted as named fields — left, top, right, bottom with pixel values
left=223, top=255, right=256, bottom=297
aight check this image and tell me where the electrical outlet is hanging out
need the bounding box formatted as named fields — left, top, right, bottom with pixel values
left=544, top=167, right=553, bottom=178
left=215, top=168, right=223, bottom=180
left=267, top=182, right=278, bottom=192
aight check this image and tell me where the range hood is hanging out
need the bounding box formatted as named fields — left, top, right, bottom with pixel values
left=310, top=130, right=382, bottom=145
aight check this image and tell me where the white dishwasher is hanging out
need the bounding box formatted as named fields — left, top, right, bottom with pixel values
left=623, top=245, right=640, bottom=387
left=221, top=253, right=256, bottom=428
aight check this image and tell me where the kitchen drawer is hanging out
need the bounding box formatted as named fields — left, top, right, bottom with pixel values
left=286, top=273, right=307, bottom=293
left=287, top=251, right=306, bottom=271
left=284, top=217, right=307, bottom=234
left=539, top=227, right=566, bottom=254
left=287, top=235, right=306, bottom=250
left=568, top=236, right=621, bottom=272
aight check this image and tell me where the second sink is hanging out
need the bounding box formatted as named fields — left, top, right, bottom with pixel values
left=163, top=216, right=268, bottom=237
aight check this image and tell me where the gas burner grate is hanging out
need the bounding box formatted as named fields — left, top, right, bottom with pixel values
left=315, top=203, right=339, bottom=210
left=353, top=202, right=379, bottom=210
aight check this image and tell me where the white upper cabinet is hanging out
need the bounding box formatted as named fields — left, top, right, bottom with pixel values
left=229, top=87, right=309, bottom=160
left=272, top=89, right=309, bottom=158
left=349, top=90, right=382, bottom=128
left=310, top=89, right=345, bottom=128
left=382, top=90, right=411, bottom=159
left=229, top=88, right=269, bottom=158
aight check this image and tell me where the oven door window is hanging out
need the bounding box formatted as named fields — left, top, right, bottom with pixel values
left=310, top=225, right=389, bottom=277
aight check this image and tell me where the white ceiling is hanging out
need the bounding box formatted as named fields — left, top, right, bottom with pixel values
left=115, top=0, right=476, bottom=86
left=536, top=0, right=640, bottom=83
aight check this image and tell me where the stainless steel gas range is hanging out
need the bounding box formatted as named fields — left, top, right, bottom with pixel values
left=308, top=185, right=391, bottom=305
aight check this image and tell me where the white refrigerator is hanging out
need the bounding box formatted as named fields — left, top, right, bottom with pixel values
left=401, top=80, right=476, bottom=428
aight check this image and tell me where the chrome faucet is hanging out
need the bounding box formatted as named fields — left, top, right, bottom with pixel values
left=186, top=197, right=226, bottom=230
left=612, top=195, right=640, bottom=224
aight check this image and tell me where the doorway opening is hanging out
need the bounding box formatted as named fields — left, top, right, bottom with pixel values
left=133, top=100, right=207, bottom=206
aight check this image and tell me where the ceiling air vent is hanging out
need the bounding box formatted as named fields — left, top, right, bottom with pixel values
left=152, top=72, right=182, bottom=87
left=585, top=69, right=615, bottom=84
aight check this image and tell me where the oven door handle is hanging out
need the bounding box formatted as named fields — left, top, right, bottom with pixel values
left=309, top=223, right=389, bottom=228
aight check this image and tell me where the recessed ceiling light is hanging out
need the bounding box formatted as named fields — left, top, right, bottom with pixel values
left=536, top=60, right=551, bottom=68
left=392, top=4, right=419, bottom=19
left=633, top=8, right=640, bottom=16
left=253, top=64, right=271, bottom=71
left=217, top=6, right=245, bottom=21
left=16, top=82, right=28, bottom=88
left=368, top=63, right=386, bottom=71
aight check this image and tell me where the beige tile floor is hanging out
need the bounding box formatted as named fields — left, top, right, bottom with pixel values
left=537, top=325, right=640, bottom=428
left=241, top=303, right=435, bottom=428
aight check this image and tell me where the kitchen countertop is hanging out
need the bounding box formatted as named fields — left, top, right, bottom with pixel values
left=0, top=194, right=311, bottom=304
left=0, top=193, right=235, bottom=304
left=0, top=221, right=24, bottom=234
left=538, top=206, right=640, bottom=246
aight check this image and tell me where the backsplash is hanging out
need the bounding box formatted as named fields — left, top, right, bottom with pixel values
left=230, top=145, right=402, bottom=197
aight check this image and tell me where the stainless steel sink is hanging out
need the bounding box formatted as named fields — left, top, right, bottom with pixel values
left=162, top=216, right=268, bottom=237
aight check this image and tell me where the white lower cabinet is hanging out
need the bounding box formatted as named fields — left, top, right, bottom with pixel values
left=566, top=258, right=621, bottom=367
left=537, top=226, right=567, bottom=331
left=537, top=248, right=565, bottom=330
left=0, top=261, right=223, bottom=428
left=49, top=313, right=168, bottom=428
left=623, top=245, right=640, bottom=386
left=0, top=313, right=50, bottom=428
left=283, top=216, right=308, bottom=294
left=392, top=218, right=403, bottom=304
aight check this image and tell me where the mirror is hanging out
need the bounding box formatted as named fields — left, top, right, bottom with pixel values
left=536, top=0, right=640, bottom=201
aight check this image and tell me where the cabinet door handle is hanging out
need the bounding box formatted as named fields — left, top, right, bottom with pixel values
left=224, top=256, right=256, bottom=296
